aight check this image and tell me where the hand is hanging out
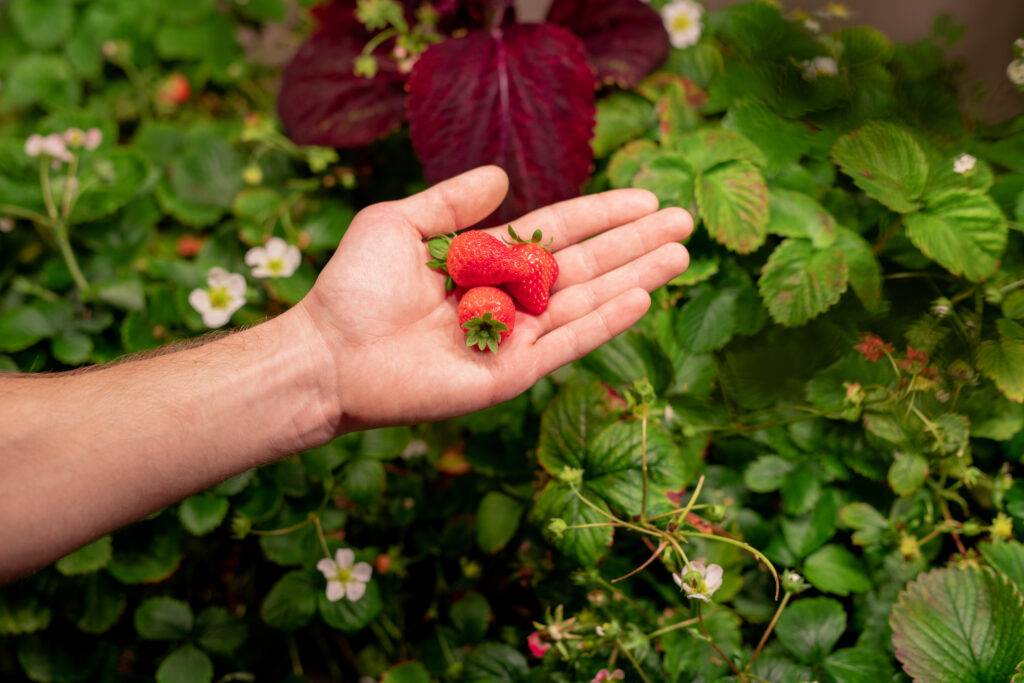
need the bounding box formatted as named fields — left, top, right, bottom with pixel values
left=297, top=166, right=692, bottom=431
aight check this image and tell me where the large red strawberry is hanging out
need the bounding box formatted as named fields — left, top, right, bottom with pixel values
left=458, top=286, right=515, bottom=353
left=505, top=227, right=559, bottom=315
left=427, top=231, right=527, bottom=291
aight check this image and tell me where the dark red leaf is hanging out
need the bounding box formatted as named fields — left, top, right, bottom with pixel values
left=546, top=0, right=669, bottom=88
left=278, top=4, right=407, bottom=148
left=407, top=24, right=596, bottom=224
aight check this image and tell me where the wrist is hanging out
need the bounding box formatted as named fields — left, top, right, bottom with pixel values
left=263, top=302, right=347, bottom=448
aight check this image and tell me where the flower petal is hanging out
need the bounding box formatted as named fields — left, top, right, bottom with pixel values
left=345, top=580, right=367, bottom=602
left=188, top=289, right=211, bottom=315
left=245, top=246, right=266, bottom=267
left=264, top=237, right=288, bottom=258
left=335, top=548, right=355, bottom=568
left=351, top=562, right=373, bottom=582
left=316, top=558, right=338, bottom=578
left=326, top=579, right=345, bottom=602
left=705, top=563, right=724, bottom=591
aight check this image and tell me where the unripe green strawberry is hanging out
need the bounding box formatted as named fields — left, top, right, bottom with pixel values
left=504, top=227, right=558, bottom=315
left=458, top=286, right=515, bottom=353
left=427, top=231, right=527, bottom=291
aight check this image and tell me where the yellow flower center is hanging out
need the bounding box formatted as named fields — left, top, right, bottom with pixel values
left=208, top=286, right=233, bottom=309
left=336, top=566, right=353, bottom=583
left=267, top=257, right=285, bottom=274
left=671, top=14, right=693, bottom=33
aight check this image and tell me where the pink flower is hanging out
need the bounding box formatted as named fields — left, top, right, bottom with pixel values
left=527, top=631, right=550, bottom=658
left=592, top=669, right=625, bottom=683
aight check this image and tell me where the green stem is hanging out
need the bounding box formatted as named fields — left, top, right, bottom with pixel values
left=54, top=221, right=89, bottom=292
left=249, top=517, right=312, bottom=537
left=0, top=203, right=53, bottom=227
left=310, top=513, right=332, bottom=558
left=362, top=28, right=399, bottom=56
left=640, top=406, right=649, bottom=523
left=646, top=616, right=700, bottom=640
left=616, top=639, right=653, bottom=683
left=40, top=161, right=58, bottom=220
left=60, top=155, right=79, bottom=221
left=698, top=604, right=742, bottom=677
left=684, top=531, right=779, bottom=598
left=286, top=635, right=303, bottom=677
left=747, top=592, right=791, bottom=670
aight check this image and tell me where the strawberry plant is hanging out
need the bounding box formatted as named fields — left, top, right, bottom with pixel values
left=1, top=0, right=1024, bottom=682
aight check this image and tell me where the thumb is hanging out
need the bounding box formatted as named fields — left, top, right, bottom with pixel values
left=391, top=165, right=509, bottom=238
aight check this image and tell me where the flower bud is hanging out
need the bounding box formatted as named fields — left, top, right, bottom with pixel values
left=782, top=570, right=809, bottom=594
left=557, top=466, right=584, bottom=487
left=931, top=297, right=952, bottom=318
left=705, top=504, right=727, bottom=522
left=546, top=518, right=568, bottom=540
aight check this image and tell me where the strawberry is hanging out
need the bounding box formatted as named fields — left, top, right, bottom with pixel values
left=427, top=231, right=526, bottom=291
left=458, top=286, right=515, bottom=353
left=504, top=227, right=559, bottom=315
left=157, top=73, right=191, bottom=106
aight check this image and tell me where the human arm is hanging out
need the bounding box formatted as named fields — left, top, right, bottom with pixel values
left=0, top=166, right=692, bottom=579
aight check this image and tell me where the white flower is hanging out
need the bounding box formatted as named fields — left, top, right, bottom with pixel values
left=800, top=56, right=839, bottom=81
left=0, top=217, right=13, bottom=233
left=25, top=133, right=73, bottom=163
left=661, top=0, right=704, bottom=50
left=953, top=153, right=977, bottom=175
left=816, top=2, right=851, bottom=20
left=188, top=267, right=246, bottom=328
left=244, top=237, right=301, bottom=279
left=317, top=548, right=373, bottom=602
left=672, top=560, right=723, bottom=602
left=1007, top=59, right=1024, bottom=86
left=63, top=127, right=102, bottom=151
left=1014, top=38, right=1024, bottom=52
left=803, top=18, right=821, bottom=33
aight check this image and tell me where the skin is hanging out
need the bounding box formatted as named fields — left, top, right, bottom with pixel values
left=0, top=166, right=692, bottom=581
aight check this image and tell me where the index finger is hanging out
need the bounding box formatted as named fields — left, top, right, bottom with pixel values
left=483, top=189, right=659, bottom=251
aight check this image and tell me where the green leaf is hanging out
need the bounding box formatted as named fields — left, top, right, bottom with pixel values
left=888, top=452, right=928, bottom=496
left=631, top=150, right=696, bottom=208
left=585, top=421, right=694, bottom=516
left=675, top=126, right=767, bottom=173
left=134, top=597, right=193, bottom=640
left=831, top=121, right=928, bottom=213
left=979, top=541, right=1024, bottom=594
left=803, top=544, right=871, bottom=596
left=775, top=597, right=846, bottom=663
left=381, top=662, right=431, bottom=683
left=607, top=139, right=658, bottom=188
left=676, top=286, right=740, bottom=352
left=74, top=574, right=126, bottom=635
left=977, top=319, right=1024, bottom=402
left=156, top=644, right=213, bottom=683
left=823, top=647, right=894, bottom=682
left=697, top=160, right=769, bottom=254
left=593, top=92, right=654, bottom=158
left=532, top=481, right=612, bottom=565
left=178, top=491, right=229, bottom=536
left=891, top=566, right=1024, bottom=682
left=536, top=382, right=610, bottom=475
left=0, top=591, right=51, bottom=635
left=463, top=643, right=529, bottom=683
left=758, top=238, right=849, bottom=326
left=450, top=592, right=491, bottom=643
left=580, top=330, right=673, bottom=394
left=724, top=99, right=813, bottom=171
left=766, top=188, right=838, bottom=247
left=318, top=579, right=383, bottom=632
left=0, top=306, right=55, bottom=352
left=839, top=502, right=888, bottom=531
left=56, top=536, right=112, bottom=576
left=194, top=607, right=247, bottom=655
left=16, top=636, right=94, bottom=682
left=261, top=570, right=317, bottom=631
left=744, top=455, right=794, bottom=493
left=9, top=0, right=73, bottom=50
left=834, top=227, right=885, bottom=314
left=107, top=523, right=183, bottom=584
left=1003, top=290, right=1024, bottom=320
left=904, top=190, right=1007, bottom=281
left=51, top=331, right=93, bottom=366
left=341, top=457, right=386, bottom=505
left=782, top=487, right=838, bottom=558
left=476, top=492, right=523, bottom=554
left=962, top=386, right=1024, bottom=440
left=94, top=278, right=146, bottom=311
left=3, top=54, right=80, bottom=110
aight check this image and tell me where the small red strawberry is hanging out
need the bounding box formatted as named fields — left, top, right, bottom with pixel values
left=505, top=227, right=559, bottom=315
left=458, top=286, right=515, bottom=353
left=427, top=231, right=527, bottom=291
left=157, top=73, right=191, bottom=106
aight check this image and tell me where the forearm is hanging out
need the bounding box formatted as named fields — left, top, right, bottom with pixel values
left=0, top=304, right=338, bottom=579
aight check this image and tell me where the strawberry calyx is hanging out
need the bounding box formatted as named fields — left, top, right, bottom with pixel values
left=426, top=233, right=456, bottom=291
left=462, top=312, right=509, bottom=354
left=505, top=225, right=548, bottom=247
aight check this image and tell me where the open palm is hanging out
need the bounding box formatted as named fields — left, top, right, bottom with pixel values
left=299, top=166, right=692, bottom=430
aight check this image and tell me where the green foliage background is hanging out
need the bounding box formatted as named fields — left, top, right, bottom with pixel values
left=1, top=0, right=1024, bottom=681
